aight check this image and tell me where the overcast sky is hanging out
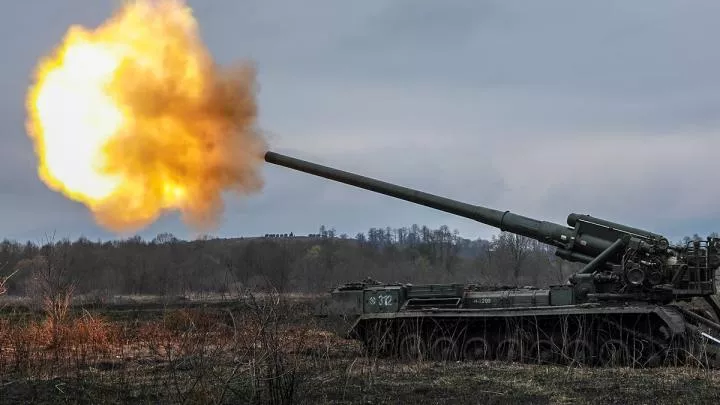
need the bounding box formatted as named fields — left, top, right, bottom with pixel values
left=1, top=0, right=719, bottom=244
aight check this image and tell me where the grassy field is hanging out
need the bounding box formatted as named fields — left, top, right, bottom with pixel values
left=0, top=293, right=719, bottom=404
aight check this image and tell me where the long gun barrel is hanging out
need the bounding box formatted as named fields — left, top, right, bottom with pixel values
left=264, top=151, right=665, bottom=265
left=265, top=150, right=720, bottom=313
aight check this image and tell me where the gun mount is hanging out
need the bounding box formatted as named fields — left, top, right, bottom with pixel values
left=265, top=150, right=720, bottom=367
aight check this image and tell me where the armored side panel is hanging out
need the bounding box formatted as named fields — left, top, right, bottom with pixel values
left=458, top=285, right=573, bottom=309
left=549, top=285, right=575, bottom=306
left=406, top=284, right=464, bottom=298
left=464, top=289, right=551, bottom=309
left=364, top=286, right=404, bottom=314
left=327, top=288, right=364, bottom=316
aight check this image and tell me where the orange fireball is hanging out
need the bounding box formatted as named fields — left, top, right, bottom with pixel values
left=25, top=0, right=266, bottom=233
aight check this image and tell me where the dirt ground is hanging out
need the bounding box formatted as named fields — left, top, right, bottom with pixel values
left=1, top=359, right=719, bottom=404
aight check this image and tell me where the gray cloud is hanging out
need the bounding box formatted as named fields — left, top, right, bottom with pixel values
left=0, top=0, right=718, bottom=245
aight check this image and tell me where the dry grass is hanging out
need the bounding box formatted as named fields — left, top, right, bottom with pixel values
left=0, top=292, right=343, bottom=404
left=0, top=293, right=719, bottom=404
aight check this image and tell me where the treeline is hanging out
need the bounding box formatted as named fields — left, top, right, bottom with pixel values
left=0, top=224, right=585, bottom=297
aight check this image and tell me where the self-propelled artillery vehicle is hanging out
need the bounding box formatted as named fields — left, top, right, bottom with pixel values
left=265, top=151, right=720, bottom=367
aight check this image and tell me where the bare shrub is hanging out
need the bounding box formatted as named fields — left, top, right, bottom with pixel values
left=0, top=265, right=18, bottom=297
left=245, top=290, right=302, bottom=405
left=16, top=240, right=76, bottom=349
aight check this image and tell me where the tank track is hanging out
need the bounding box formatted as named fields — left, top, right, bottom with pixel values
left=358, top=311, right=720, bottom=368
